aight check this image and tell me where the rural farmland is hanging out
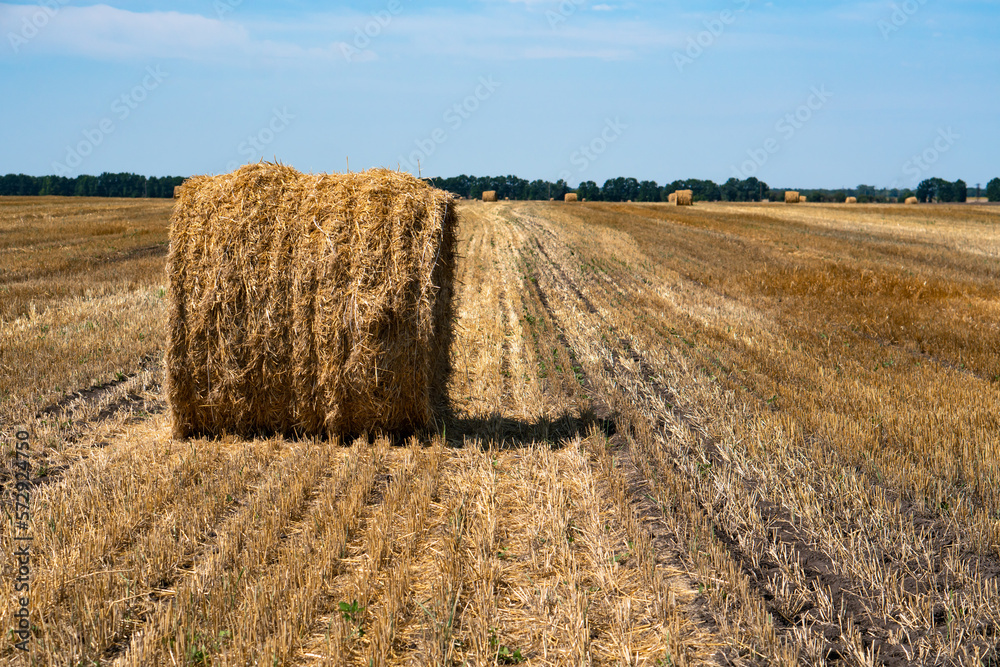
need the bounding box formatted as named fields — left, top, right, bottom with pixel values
left=1, top=197, right=999, bottom=665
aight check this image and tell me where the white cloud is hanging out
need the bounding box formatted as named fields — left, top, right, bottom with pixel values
left=0, top=3, right=353, bottom=62
left=0, top=2, right=680, bottom=63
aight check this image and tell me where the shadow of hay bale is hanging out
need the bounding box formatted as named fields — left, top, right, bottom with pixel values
left=437, top=407, right=618, bottom=450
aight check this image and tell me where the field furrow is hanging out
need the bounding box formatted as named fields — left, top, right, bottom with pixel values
left=4, top=419, right=296, bottom=664
left=116, top=436, right=382, bottom=666
left=500, top=201, right=1000, bottom=664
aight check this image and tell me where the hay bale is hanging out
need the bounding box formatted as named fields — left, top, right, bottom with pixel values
left=482, top=190, right=497, bottom=203
left=173, top=185, right=182, bottom=198
left=166, top=163, right=457, bottom=439
left=799, top=195, right=807, bottom=203
left=504, top=197, right=510, bottom=201
left=565, top=193, right=578, bottom=202
left=667, top=192, right=677, bottom=204
left=845, top=197, right=858, bottom=204
left=905, top=196, right=919, bottom=205
left=785, top=191, right=800, bottom=204
left=675, top=190, right=693, bottom=206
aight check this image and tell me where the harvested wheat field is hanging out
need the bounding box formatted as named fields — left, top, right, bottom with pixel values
left=1, top=197, right=1000, bottom=666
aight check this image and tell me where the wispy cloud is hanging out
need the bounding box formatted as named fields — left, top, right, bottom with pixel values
left=0, top=3, right=349, bottom=62
left=0, top=2, right=679, bottom=63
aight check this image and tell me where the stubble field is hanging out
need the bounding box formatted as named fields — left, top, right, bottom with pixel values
left=0, top=196, right=998, bottom=666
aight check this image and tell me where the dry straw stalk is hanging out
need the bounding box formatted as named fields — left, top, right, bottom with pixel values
left=166, top=163, right=457, bottom=439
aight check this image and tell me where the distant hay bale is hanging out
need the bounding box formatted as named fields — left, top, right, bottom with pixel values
left=799, top=195, right=807, bottom=203
left=173, top=186, right=182, bottom=198
left=668, top=192, right=677, bottom=204
left=675, top=190, right=693, bottom=206
left=845, top=197, right=858, bottom=204
left=166, top=163, right=457, bottom=439
left=905, top=196, right=919, bottom=205
left=482, top=191, right=497, bottom=202
left=504, top=197, right=510, bottom=201
left=785, top=191, right=800, bottom=204
left=565, top=193, right=578, bottom=202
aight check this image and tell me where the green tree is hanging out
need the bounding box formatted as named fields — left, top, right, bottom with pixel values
left=937, top=179, right=956, bottom=203
left=721, top=178, right=741, bottom=202
left=916, top=178, right=944, bottom=202
left=953, top=179, right=967, bottom=203
left=577, top=181, right=601, bottom=201
left=637, top=180, right=661, bottom=202
left=987, top=178, right=1000, bottom=202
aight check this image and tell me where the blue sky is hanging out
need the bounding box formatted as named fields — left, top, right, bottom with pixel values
left=1, top=1, right=997, bottom=188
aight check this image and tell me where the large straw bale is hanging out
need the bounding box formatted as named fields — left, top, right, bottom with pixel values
left=667, top=192, right=677, bottom=204
left=166, top=163, right=457, bottom=439
left=905, top=196, right=919, bottom=205
left=482, top=190, right=497, bottom=202
left=565, top=193, right=579, bottom=202
left=785, top=191, right=800, bottom=203
left=674, top=190, right=693, bottom=206
left=845, top=197, right=858, bottom=204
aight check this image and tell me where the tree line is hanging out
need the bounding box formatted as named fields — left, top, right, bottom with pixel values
left=426, top=175, right=773, bottom=202
left=0, top=173, right=185, bottom=198
left=427, top=175, right=1000, bottom=204
left=2, top=172, right=998, bottom=203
